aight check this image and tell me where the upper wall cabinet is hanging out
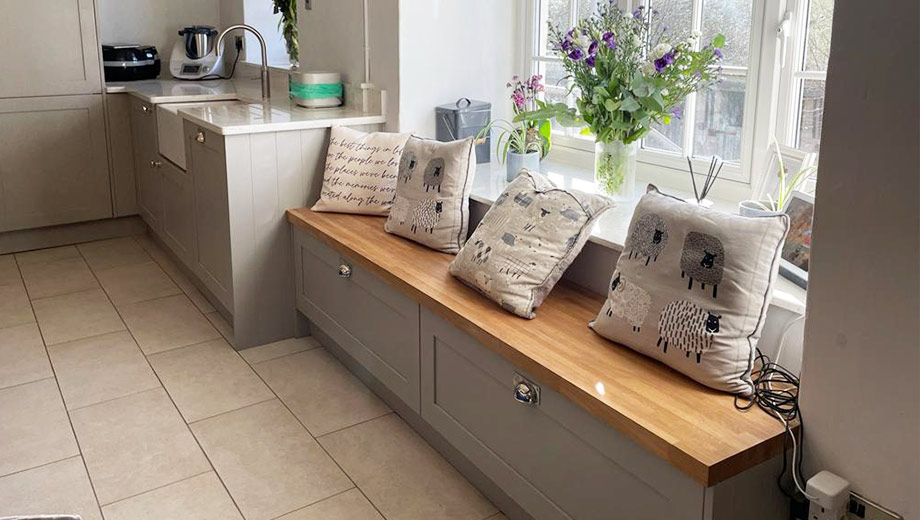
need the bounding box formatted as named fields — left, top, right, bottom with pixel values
left=0, top=96, right=111, bottom=232
left=0, top=0, right=102, bottom=98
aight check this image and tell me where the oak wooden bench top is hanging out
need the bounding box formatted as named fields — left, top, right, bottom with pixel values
left=287, top=208, right=788, bottom=487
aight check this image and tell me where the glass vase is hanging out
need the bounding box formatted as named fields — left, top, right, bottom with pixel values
left=594, top=140, right=637, bottom=201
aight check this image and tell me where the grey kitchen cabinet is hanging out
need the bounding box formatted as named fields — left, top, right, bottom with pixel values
left=160, top=157, right=197, bottom=267
left=294, top=231, right=421, bottom=412
left=0, top=95, right=111, bottom=232
left=185, top=125, right=233, bottom=311
left=419, top=308, right=704, bottom=520
left=0, top=0, right=102, bottom=98
left=130, top=97, right=162, bottom=232
left=106, top=94, right=138, bottom=217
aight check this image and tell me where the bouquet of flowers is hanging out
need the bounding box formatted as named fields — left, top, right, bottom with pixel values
left=546, top=2, right=724, bottom=198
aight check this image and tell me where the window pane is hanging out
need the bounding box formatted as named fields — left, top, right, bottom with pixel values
left=648, top=0, right=694, bottom=44
left=804, top=0, right=834, bottom=71
left=700, top=0, right=753, bottom=67
left=577, top=0, right=599, bottom=19
left=693, top=75, right=746, bottom=160
left=796, top=79, right=826, bottom=153
left=543, top=0, right=571, bottom=54
left=537, top=60, right=569, bottom=90
left=645, top=100, right=685, bottom=154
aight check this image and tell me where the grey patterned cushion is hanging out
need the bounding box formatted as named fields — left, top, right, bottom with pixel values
left=384, top=136, right=476, bottom=253
left=590, top=186, right=789, bottom=395
left=450, top=170, right=614, bottom=318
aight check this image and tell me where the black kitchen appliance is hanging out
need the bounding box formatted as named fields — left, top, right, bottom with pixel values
left=102, top=44, right=161, bottom=81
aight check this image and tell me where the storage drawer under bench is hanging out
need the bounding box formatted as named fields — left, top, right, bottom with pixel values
left=294, top=231, right=421, bottom=412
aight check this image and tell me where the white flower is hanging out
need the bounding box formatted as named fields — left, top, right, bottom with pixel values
left=692, top=29, right=702, bottom=38
left=652, top=43, right=671, bottom=59
left=661, top=88, right=669, bottom=96
left=631, top=33, right=643, bottom=47
left=642, top=62, right=657, bottom=75
left=574, top=31, right=593, bottom=50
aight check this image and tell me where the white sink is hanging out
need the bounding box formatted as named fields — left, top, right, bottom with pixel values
left=156, top=100, right=245, bottom=169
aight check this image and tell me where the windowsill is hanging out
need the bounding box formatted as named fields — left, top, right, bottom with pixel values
left=471, top=154, right=807, bottom=315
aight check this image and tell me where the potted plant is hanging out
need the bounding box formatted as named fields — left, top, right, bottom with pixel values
left=479, top=75, right=553, bottom=182
left=740, top=141, right=818, bottom=217
left=272, top=0, right=298, bottom=67
left=542, top=4, right=724, bottom=200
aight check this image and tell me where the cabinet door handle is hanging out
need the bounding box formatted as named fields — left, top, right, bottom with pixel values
left=141, top=105, right=150, bottom=113
left=149, top=160, right=162, bottom=168
left=513, top=374, right=540, bottom=406
left=337, top=264, right=352, bottom=278
left=195, top=131, right=206, bottom=143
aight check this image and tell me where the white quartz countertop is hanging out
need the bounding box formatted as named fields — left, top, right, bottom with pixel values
left=472, top=158, right=807, bottom=314
left=106, top=77, right=386, bottom=136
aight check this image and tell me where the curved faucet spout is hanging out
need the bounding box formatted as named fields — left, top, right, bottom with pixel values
left=218, top=24, right=270, bottom=100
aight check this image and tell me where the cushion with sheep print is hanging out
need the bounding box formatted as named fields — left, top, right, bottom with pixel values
left=590, top=186, right=789, bottom=395
left=450, top=170, right=614, bottom=319
left=384, top=136, right=477, bottom=253
left=312, top=126, right=412, bottom=216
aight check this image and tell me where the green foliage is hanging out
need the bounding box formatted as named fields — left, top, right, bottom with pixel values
left=549, top=4, right=724, bottom=144
left=272, top=0, right=298, bottom=63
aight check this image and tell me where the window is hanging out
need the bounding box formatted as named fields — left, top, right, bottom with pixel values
left=525, top=0, right=834, bottom=193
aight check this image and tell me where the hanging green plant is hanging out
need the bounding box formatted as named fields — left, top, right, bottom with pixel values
left=272, top=0, right=298, bottom=65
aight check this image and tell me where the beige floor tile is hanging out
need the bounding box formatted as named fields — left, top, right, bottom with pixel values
left=0, top=456, right=102, bottom=520
left=191, top=399, right=352, bottom=520
left=71, top=388, right=211, bottom=505
left=255, top=348, right=389, bottom=436
left=319, top=414, right=497, bottom=520
left=278, top=488, right=383, bottom=520
left=101, top=472, right=242, bottom=520
left=205, top=311, right=233, bottom=340
left=0, top=281, right=35, bottom=329
left=0, top=378, right=79, bottom=477
left=149, top=338, right=273, bottom=423
left=49, top=331, right=161, bottom=410
left=78, top=237, right=150, bottom=271
left=32, top=288, right=125, bottom=346
left=240, top=336, right=321, bottom=365
left=119, top=294, right=220, bottom=355
left=0, top=254, right=20, bottom=286
left=15, top=245, right=81, bottom=267
left=96, top=261, right=181, bottom=305
left=19, top=256, right=99, bottom=300
left=0, top=322, right=52, bottom=390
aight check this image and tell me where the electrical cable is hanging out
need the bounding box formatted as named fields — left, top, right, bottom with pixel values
left=735, top=344, right=814, bottom=500
left=184, top=38, right=243, bottom=82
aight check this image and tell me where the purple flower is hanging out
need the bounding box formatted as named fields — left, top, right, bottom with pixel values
left=568, top=48, right=585, bottom=61
left=560, top=39, right=572, bottom=51
left=588, top=41, right=598, bottom=56
left=512, top=91, right=525, bottom=111
left=602, top=31, right=616, bottom=50
left=671, top=106, right=683, bottom=119
left=713, top=48, right=724, bottom=59
left=586, top=55, right=596, bottom=68
left=653, top=52, right=674, bottom=72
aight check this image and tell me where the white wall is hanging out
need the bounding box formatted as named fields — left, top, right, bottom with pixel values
left=397, top=0, right=521, bottom=137
left=241, top=0, right=289, bottom=66
left=97, top=0, right=221, bottom=66
left=798, top=1, right=920, bottom=518
left=298, top=0, right=400, bottom=131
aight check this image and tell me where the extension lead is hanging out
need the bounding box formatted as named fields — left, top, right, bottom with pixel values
left=735, top=348, right=814, bottom=500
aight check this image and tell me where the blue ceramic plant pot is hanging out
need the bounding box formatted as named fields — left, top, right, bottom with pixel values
left=506, top=151, right=541, bottom=182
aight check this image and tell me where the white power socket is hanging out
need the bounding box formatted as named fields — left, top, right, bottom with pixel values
left=847, top=492, right=903, bottom=520
left=806, top=471, right=850, bottom=520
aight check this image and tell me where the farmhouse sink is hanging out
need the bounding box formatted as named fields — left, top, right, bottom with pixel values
left=156, top=100, right=246, bottom=169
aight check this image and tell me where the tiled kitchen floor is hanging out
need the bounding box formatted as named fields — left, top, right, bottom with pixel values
left=0, top=235, right=507, bottom=520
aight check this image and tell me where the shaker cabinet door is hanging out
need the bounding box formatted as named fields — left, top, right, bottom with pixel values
left=0, top=95, right=111, bottom=232
left=0, top=0, right=102, bottom=97
left=130, top=97, right=162, bottom=232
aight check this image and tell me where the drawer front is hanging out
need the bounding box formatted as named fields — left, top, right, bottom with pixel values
left=420, top=308, right=703, bottom=520
left=295, top=231, right=420, bottom=411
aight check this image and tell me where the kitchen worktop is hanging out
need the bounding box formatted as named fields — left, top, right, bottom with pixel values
left=106, top=75, right=386, bottom=135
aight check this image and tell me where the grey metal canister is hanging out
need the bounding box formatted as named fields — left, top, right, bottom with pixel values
left=435, top=98, right=491, bottom=163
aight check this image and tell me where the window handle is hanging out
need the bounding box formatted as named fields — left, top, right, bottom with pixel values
left=777, top=10, right=793, bottom=68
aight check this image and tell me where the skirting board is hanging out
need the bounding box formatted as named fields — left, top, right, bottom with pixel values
left=0, top=216, right=146, bottom=255
left=308, top=320, right=534, bottom=520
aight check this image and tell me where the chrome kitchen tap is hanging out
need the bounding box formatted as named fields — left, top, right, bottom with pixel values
left=217, top=24, right=270, bottom=100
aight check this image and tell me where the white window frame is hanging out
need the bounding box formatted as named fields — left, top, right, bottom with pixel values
left=523, top=0, right=822, bottom=200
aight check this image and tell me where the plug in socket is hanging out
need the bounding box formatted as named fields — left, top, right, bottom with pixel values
left=847, top=492, right=902, bottom=520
